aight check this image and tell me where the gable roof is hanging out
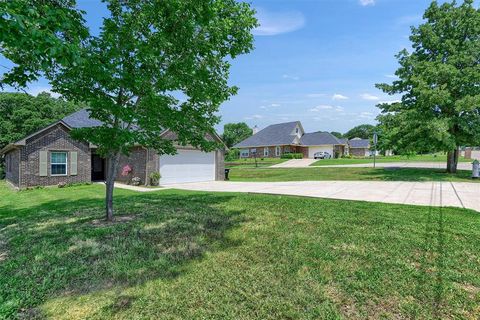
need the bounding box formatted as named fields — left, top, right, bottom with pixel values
left=349, top=138, right=370, bottom=148
left=300, top=132, right=343, bottom=146
left=234, top=121, right=301, bottom=148
left=62, top=109, right=103, bottom=128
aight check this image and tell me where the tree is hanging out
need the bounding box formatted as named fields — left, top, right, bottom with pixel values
left=0, top=0, right=87, bottom=88
left=222, top=122, right=253, bottom=148
left=344, top=124, right=376, bottom=140
left=0, top=92, right=83, bottom=177
left=330, top=131, right=343, bottom=139
left=376, top=0, right=480, bottom=173
left=49, top=0, right=257, bottom=220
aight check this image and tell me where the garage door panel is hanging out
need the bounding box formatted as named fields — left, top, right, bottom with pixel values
left=308, top=146, right=334, bottom=158
left=160, top=150, right=215, bottom=184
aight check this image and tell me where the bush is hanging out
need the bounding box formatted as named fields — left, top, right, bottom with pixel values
left=150, top=172, right=161, bottom=186
left=281, top=153, right=303, bottom=159
left=225, top=148, right=240, bottom=161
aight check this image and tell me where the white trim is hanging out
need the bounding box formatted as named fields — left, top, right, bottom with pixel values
left=50, top=151, right=68, bottom=176
left=275, top=146, right=281, bottom=157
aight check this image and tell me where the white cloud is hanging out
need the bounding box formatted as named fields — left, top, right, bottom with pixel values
left=335, top=106, right=345, bottom=112
left=306, top=93, right=326, bottom=98
left=360, top=93, right=380, bottom=101
left=385, top=74, right=397, bottom=79
left=359, top=111, right=376, bottom=119
left=245, top=114, right=263, bottom=120
left=332, top=94, right=349, bottom=101
left=310, top=105, right=333, bottom=112
left=359, top=0, right=375, bottom=6
left=260, top=103, right=281, bottom=109
left=253, top=8, right=306, bottom=36
left=270, top=103, right=281, bottom=107
left=282, top=74, right=300, bottom=81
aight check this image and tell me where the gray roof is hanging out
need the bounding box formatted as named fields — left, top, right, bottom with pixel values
left=62, top=109, right=103, bottom=128
left=234, top=121, right=300, bottom=148
left=300, top=132, right=342, bottom=146
left=349, top=138, right=370, bottom=148
left=338, top=138, right=348, bottom=145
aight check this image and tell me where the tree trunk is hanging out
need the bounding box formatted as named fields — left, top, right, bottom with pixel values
left=446, top=148, right=459, bottom=174
left=105, top=152, right=121, bottom=221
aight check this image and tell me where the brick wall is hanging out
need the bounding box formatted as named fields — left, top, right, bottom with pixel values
left=350, top=148, right=368, bottom=157
left=239, top=145, right=302, bottom=158
left=20, top=124, right=91, bottom=188
left=5, top=148, right=20, bottom=187
left=116, top=147, right=148, bottom=185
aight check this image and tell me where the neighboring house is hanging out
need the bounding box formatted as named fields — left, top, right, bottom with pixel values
left=234, top=121, right=347, bottom=159
left=1, top=109, right=225, bottom=189
left=348, top=138, right=377, bottom=157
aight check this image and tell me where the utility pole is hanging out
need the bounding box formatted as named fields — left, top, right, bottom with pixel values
left=373, top=132, right=378, bottom=168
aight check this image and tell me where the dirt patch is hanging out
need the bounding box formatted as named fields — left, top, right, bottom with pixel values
left=90, top=215, right=137, bottom=227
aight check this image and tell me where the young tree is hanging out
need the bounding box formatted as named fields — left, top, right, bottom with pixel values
left=0, top=0, right=87, bottom=88
left=344, top=124, right=376, bottom=140
left=376, top=0, right=480, bottom=173
left=50, top=0, right=257, bottom=220
left=222, top=122, right=253, bottom=148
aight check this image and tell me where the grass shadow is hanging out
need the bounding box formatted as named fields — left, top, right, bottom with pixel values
left=0, top=189, right=246, bottom=318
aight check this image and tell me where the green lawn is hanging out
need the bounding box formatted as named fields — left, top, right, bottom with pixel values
left=312, top=154, right=471, bottom=166
left=1, top=182, right=480, bottom=319
left=229, top=167, right=477, bottom=183
left=225, top=158, right=287, bottom=168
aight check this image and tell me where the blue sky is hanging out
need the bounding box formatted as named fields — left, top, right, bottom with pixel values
left=1, top=0, right=469, bottom=133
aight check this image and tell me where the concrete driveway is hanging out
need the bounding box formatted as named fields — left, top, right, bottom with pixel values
left=271, top=159, right=317, bottom=168
left=275, top=159, right=473, bottom=170
left=168, top=180, right=480, bottom=212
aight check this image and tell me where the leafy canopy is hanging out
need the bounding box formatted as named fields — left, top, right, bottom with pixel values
left=51, top=0, right=257, bottom=158
left=0, top=92, right=83, bottom=150
left=222, top=122, right=253, bottom=148
left=0, top=0, right=87, bottom=88
left=344, top=124, right=376, bottom=140
left=376, top=0, right=480, bottom=156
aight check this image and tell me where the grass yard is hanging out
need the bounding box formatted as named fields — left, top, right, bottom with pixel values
left=229, top=166, right=477, bottom=183
left=1, top=181, right=480, bottom=319
left=312, top=154, right=471, bottom=166
left=225, top=158, right=287, bottom=168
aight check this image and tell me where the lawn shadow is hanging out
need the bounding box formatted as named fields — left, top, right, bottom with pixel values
left=0, top=190, right=247, bottom=318
left=413, top=186, right=447, bottom=318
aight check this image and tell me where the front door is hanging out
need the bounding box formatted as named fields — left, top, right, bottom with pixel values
left=91, top=154, right=105, bottom=181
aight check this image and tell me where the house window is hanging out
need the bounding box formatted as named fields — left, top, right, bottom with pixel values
left=51, top=152, right=67, bottom=175
left=250, top=148, right=257, bottom=155
left=240, top=150, right=250, bottom=158
left=264, top=148, right=269, bottom=157
left=275, top=146, right=281, bottom=157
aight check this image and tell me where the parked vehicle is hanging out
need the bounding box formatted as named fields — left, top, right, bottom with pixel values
left=314, top=152, right=332, bottom=159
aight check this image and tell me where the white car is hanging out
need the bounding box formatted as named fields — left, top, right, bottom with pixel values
left=314, top=152, right=332, bottom=159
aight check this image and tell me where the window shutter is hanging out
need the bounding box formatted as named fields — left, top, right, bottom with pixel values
left=70, top=151, right=78, bottom=176
left=39, top=151, right=48, bottom=176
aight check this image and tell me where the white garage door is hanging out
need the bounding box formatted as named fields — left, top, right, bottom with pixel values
left=308, top=146, right=334, bottom=159
left=160, top=149, right=216, bottom=185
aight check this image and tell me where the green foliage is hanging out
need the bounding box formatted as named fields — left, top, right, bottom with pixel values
left=330, top=131, right=343, bottom=139
left=225, top=148, right=240, bottom=161
left=280, top=153, right=303, bottom=159
left=344, top=124, right=376, bottom=140
left=0, top=0, right=88, bottom=88
left=222, top=122, right=253, bottom=148
left=149, top=172, right=161, bottom=186
left=0, top=92, right=83, bottom=150
left=376, top=0, right=480, bottom=171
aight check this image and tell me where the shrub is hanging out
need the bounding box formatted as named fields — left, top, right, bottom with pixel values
left=149, top=172, right=161, bottom=186
left=281, top=153, right=303, bottom=159
left=131, top=177, right=141, bottom=186
left=121, top=164, right=133, bottom=176
left=225, top=148, right=240, bottom=161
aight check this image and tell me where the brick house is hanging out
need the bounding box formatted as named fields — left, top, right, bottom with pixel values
left=1, top=109, right=225, bottom=189
left=348, top=138, right=376, bottom=157
left=234, top=121, right=347, bottom=159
